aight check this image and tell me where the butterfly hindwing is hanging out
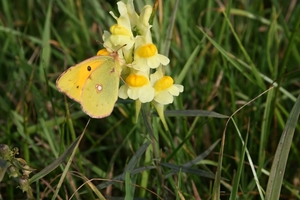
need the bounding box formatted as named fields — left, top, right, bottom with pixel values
left=81, top=57, right=120, bottom=118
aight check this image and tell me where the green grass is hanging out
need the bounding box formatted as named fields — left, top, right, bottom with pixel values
left=0, top=0, right=300, bottom=199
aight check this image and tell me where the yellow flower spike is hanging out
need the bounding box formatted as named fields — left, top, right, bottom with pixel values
left=154, top=76, right=174, bottom=92
left=126, top=74, right=149, bottom=87
left=110, top=24, right=132, bottom=36
left=136, top=44, right=157, bottom=58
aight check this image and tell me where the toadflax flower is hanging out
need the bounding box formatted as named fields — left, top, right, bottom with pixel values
left=150, top=71, right=184, bottom=104
left=104, top=1, right=135, bottom=53
left=149, top=71, right=183, bottom=131
left=119, top=71, right=155, bottom=103
left=132, top=36, right=170, bottom=72
left=136, top=4, right=153, bottom=36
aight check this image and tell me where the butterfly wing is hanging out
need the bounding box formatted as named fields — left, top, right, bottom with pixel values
left=56, top=56, right=109, bottom=102
left=80, top=57, right=120, bottom=118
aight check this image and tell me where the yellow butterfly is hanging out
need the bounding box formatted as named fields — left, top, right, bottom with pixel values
left=56, top=50, right=122, bottom=118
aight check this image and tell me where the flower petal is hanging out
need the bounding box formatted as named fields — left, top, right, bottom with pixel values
left=156, top=54, right=170, bottom=65
left=139, top=87, right=155, bottom=103
left=118, top=85, right=129, bottom=99
left=155, top=91, right=174, bottom=104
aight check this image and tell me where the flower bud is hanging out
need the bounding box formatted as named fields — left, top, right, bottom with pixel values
left=18, top=175, right=31, bottom=192
left=22, top=164, right=34, bottom=177
left=0, top=144, right=12, bottom=161
left=8, top=165, right=19, bottom=178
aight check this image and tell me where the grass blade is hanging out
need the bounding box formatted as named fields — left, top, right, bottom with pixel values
left=265, top=94, right=300, bottom=199
left=29, top=136, right=80, bottom=183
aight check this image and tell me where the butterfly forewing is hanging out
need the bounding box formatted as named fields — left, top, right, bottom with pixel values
left=56, top=56, right=108, bottom=102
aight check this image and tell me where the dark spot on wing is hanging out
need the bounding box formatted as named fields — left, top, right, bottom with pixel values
left=87, top=66, right=91, bottom=71
left=76, top=85, right=79, bottom=89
